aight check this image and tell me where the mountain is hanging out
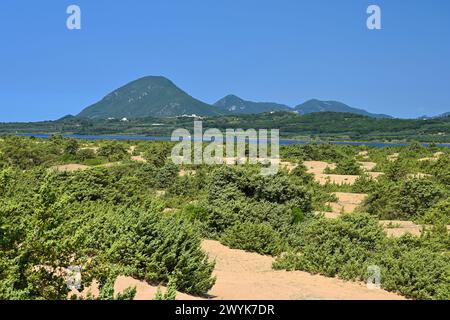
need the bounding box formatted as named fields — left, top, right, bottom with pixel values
left=214, top=94, right=292, bottom=114
left=294, top=99, right=392, bottom=119
left=418, top=112, right=450, bottom=119
left=78, top=76, right=225, bottom=119
left=436, top=112, right=450, bottom=118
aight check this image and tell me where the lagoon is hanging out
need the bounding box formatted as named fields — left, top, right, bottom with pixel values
left=17, top=133, right=450, bottom=148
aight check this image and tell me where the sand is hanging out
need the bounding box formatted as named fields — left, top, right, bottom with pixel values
left=387, top=153, right=399, bottom=162
left=380, top=220, right=450, bottom=237
left=303, top=161, right=336, bottom=175
left=315, top=174, right=360, bottom=185
left=329, top=192, right=367, bottom=214
left=179, top=169, right=197, bottom=177
left=322, top=192, right=367, bottom=218
left=359, top=162, right=377, bottom=172
left=131, top=155, right=146, bottom=162
left=76, top=240, right=403, bottom=300
left=201, top=240, right=403, bottom=300
left=51, top=164, right=89, bottom=172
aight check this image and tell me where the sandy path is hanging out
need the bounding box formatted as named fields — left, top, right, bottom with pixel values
left=109, top=240, right=403, bottom=300
left=202, top=240, right=403, bottom=300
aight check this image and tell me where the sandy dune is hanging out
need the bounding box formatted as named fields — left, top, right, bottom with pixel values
left=302, top=159, right=384, bottom=185
left=359, top=162, right=377, bottom=171
left=304, top=161, right=336, bottom=175
left=179, top=169, right=197, bottom=177
left=115, top=276, right=202, bottom=300
left=51, top=164, right=89, bottom=172
left=87, top=240, right=404, bottom=300
left=381, top=221, right=423, bottom=237
left=322, top=192, right=367, bottom=218
left=131, top=155, right=146, bottom=162
left=201, top=240, right=403, bottom=300
left=315, top=174, right=359, bottom=185
left=329, top=192, right=367, bottom=215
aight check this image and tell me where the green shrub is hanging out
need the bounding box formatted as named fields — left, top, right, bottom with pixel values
left=274, top=214, right=385, bottom=280
left=98, top=141, right=129, bottom=162
left=327, top=157, right=363, bottom=175
left=395, top=178, right=444, bottom=220
left=421, top=199, right=450, bottom=225
left=221, top=222, right=284, bottom=256
left=204, top=167, right=312, bottom=236
left=273, top=214, right=450, bottom=300
left=373, top=243, right=450, bottom=300
left=364, top=177, right=445, bottom=221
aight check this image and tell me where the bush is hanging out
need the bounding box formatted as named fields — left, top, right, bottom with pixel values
left=220, top=222, right=284, bottom=256
left=330, top=157, right=363, bottom=175
left=373, top=243, right=450, bottom=300
left=98, top=141, right=129, bottom=162
left=395, top=178, right=444, bottom=220
left=363, top=177, right=445, bottom=221
left=204, top=167, right=312, bottom=236
left=421, top=199, right=450, bottom=225
left=273, top=214, right=450, bottom=300
left=274, top=214, right=385, bottom=280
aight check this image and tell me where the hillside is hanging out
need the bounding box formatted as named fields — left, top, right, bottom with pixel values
left=214, top=94, right=292, bottom=114
left=78, top=76, right=226, bottom=119
left=295, top=99, right=392, bottom=119
left=2, top=111, right=449, bottom=143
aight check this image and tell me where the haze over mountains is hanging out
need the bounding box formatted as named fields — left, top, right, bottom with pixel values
left=76, top=76, right=443, bottom=120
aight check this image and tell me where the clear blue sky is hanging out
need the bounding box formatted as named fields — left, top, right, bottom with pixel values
left=1, top=0, right=449, bottom=121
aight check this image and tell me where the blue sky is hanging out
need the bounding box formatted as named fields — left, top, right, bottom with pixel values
left=0, top=0, right=449, bottom=121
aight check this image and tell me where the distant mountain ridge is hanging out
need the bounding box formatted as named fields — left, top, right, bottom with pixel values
left=294, top=99, right=392, bottom=119
left=76, top=75, right=397, bottom=119
left=436, top=112, right=450, bottom=118
left=78, top=76, right=225, bottom=119
left=214, top=95, right=292, bottom=114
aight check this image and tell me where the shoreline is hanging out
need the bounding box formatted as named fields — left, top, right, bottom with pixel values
left=10, top=133, right=450, bottom=148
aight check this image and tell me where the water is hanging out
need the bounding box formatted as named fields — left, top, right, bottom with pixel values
left=17, top=133, right=450, bottom=148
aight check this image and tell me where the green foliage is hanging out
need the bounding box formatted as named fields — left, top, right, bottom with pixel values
left=373, top=241, right=450, bottom=300
left=384, top=159, right=409, bottom=182
left=352, top=174, right=377, bottom=193
left=421, top=198, right=450, bottom=225
left=143, top=142, right=172, bottom=167
left=76, top=148, right=96, bottom=162
left=0, top=159, right=215, bottom=299
left=220, top=222, right=284, bottom=256
left=203, top=166, right=312, bottom=236
left=1, top=137, right=449, bottom=301
left=290, top=163, right=314, bottom=184
left=429, top=155, right=450, bottom=186
left=326, top=157, right=363, bottom=175
left=2, top=109, right=450, bottom=142
left=154, top=278, right=177, bottom=300
left=395, top=178, right=444, bottom=219
left=64, top=139, right=80, bottom=156
left=363, top=177, right=446, bottom=220
left=98, top=141, right=129, bottom=162
left=274, top=214, right=450, bottom=300
left=274, top=214, right=385, bottom=280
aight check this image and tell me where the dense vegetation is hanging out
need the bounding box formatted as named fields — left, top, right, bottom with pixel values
left=0, top=136, right=449, bottom=300
left=1, top=111, right=450, bottom=143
